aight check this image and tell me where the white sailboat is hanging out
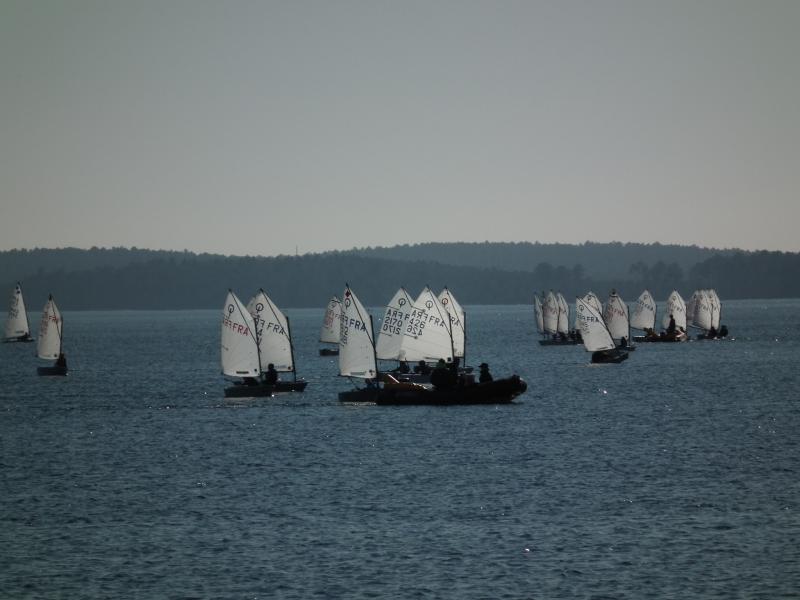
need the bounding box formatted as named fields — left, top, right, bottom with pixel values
left=438, top=287, right=466, bottom=364
left=662, top=290, right=688, bottom=341
left=533, top=293, right=545, bottom=337
left=339, top=284, right=378, bottom=386
left=221, top=290, right=261, bottom=380
left=602, top=290, right=631, bottom=346
left=398, top=286, right=454, bottom=365
left=630, top=289, right=657, bottom=340
left=36, top=295, right=67, bottom=375
left=247, top=289, right=306, bottom=391
left=375, top=287, right=415, bottom=362
left=690, top=289, right=712, bottom=333
left=575, top=296, right=628, bottom=363
left=4, top=282, right=34, bottom=343
left=319, top=295, right=342, bottom=355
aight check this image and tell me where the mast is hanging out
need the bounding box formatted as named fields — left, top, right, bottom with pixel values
left=462, top=310, right=468, bottom=368
left=286, top=316, right=297, bottom=382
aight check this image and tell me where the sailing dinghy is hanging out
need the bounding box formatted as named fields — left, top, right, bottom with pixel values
left=319, top=296, right=342, bottom=355
left=4, top=282, right=34, bottom=343
left=538, top=290, right=579, bottom=345
left=576, top=296, right=628, bottom=364
left=36, top=295, right=67, bottom=376
left=630, top=289, right=657, bottom=342
left=602, top=290, right=635, bottom=350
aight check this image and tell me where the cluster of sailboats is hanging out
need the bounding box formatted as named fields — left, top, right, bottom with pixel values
left=534, top=288, right=729, bottom=364
left=3, top=283, right=68, bottom=375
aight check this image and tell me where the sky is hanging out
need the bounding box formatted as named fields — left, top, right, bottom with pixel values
left=1, top=0, right=798, bottom=256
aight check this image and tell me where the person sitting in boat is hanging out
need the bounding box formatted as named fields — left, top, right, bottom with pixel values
left=719, top=325, right=728, bottom=337
left=644, top=327, right=659, bottom=341
left=667, top=314, right=676, bottom=335
left=619, top=336, right=628, bottom=348
left=430, top=359, right=455, bottom=390
left=414, top=360, right=431, bottom=374
left=264, top=363, right=279, bottom=385
left=55, top=353, right=67, bottom=368
left=398, top=360, right=410, bottom=374
left=707, top=325, right=718, bottom=338
left=478, top=363, right=493, bottom=383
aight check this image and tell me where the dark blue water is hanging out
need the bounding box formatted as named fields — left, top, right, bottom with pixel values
left=2, top=300, right=799, bottom=598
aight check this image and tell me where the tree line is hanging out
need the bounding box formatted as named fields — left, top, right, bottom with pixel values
left=1, top=245, right=798, bottom=310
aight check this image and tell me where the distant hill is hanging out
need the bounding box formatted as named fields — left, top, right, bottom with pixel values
left=342, top=241, right=737, bottom=280
left=0, top=244, right=798, bottom=310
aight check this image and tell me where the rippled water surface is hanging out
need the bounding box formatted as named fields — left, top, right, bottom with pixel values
left=1, top=300, right=799, bottom=598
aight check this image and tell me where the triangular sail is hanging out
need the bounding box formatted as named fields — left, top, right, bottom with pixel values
left=576, top=292, right=603, bottom=330
left=533, top=294, right=544, bottom=334
left=709, top=289, right=721, bottom=329
left=319, top=296, right=342, bottom=344
left=630, top=289, right=656, bottom=331
left=339, top=285, right=377, bottom=379
left=691, top=289, right=712, bottom=331
left=662, top=290, right=687, bottom=331
left=399, top=286, right=454, bottom=363
left=375, top=288, right=414, bottom=360
left=575, top=296, right=615, bottom=352
left=221, top=291, right=260, bottom=378
left=543, top=291, right=558, bottom=334
left=4, top=282, right=30, bottom=340
left=556, top=293, right=570, bottom=335
left=603, top=291, right=629, bottom=342
left=37, top=295, right=62, bottom=360
left=438, top=287, right=466, bottom=359
left=247, top=290, right=294, bottom=372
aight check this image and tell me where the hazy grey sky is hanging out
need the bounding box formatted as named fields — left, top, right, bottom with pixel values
left=1, top=0, right=798, bottom=255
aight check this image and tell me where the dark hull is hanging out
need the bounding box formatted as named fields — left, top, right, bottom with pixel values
left=591, top=349, right=629, bottom=364
left=633, top=335, right=687, bottom=343
left=339, top=376, right=527, bottom=405
left=37, top=365, right=68, bottom=376
left=539, top=338, right=580, bottom=346
left=224, top=379, right=308, bottom=398
left=319, top=348, right=339, bottom=356
left=387, top=366, right=473, bottom=385
left=3, top=335, right=34, bottom=343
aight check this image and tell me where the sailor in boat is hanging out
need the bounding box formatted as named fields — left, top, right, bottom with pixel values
left=264, top=363, right=279, bottom=385
left=478, top=363, right=493, bottom=383
left=414, top=360, right=431, bottom=375
left=667, top=314, right=676, bottom=336
left=430, top=359, right=456, bottom=390
left=707, top=325, right=718, bottom=338
left=719, top=325, right=729, bottom=338
left=619, top=336, right=628, bottom=348
left=644, top=327, right=659, bottom=341
left=56, top=353, right=67, bottom=369
left=398, top=360, right=410, bottom=374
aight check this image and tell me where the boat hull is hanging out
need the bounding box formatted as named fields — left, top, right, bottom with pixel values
left=3, top=335, right=34, bottom=343
left=37, top=365, right=68, bottom=376
left=538, top=338, right=580, bottom=346
left=224, top=379, right=308, bottom=398
left=319, top=348, right=339, bottom=356
left=591, top=349, right=629, bottom=364
left=339, top=376, right=527, bottom=405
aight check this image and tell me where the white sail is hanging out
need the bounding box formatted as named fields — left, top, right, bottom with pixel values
left=4, top=282, right=31, bottom=340
left=543, top=291, right=558, bottom=334
left=221, top=291, right=260, bottom=378
left=691, top=290, right=712, bottom=331
left=439, top=287, right=466, bottom=359
left=630, top=289, right=656, bottom=331
left=556, top=292, right=570, bottom=335
left=399, top=286, right=454, bottom=363
left=36, top=296, right=62, bottom=360
left=603, top=291, right=629, bottom=342
left=662, top=290, right=687, bottom=331
left=319, top=296, right=342, bottom=344
left=339, top=285, right=377, bottom=379
left=533, top=294, right=544, bottom=334
left=375, top=288, right=414, bottom=360
left=709, top=289, right=721, bottom=329
left=576, top=292, right=603, bottom=330
left=575, top=296, right=615, bottom=352
left=247, top=290, right=294, bottom=372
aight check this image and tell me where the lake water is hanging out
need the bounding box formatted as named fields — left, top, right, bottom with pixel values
left=1, top=299, right=799, bottom=598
